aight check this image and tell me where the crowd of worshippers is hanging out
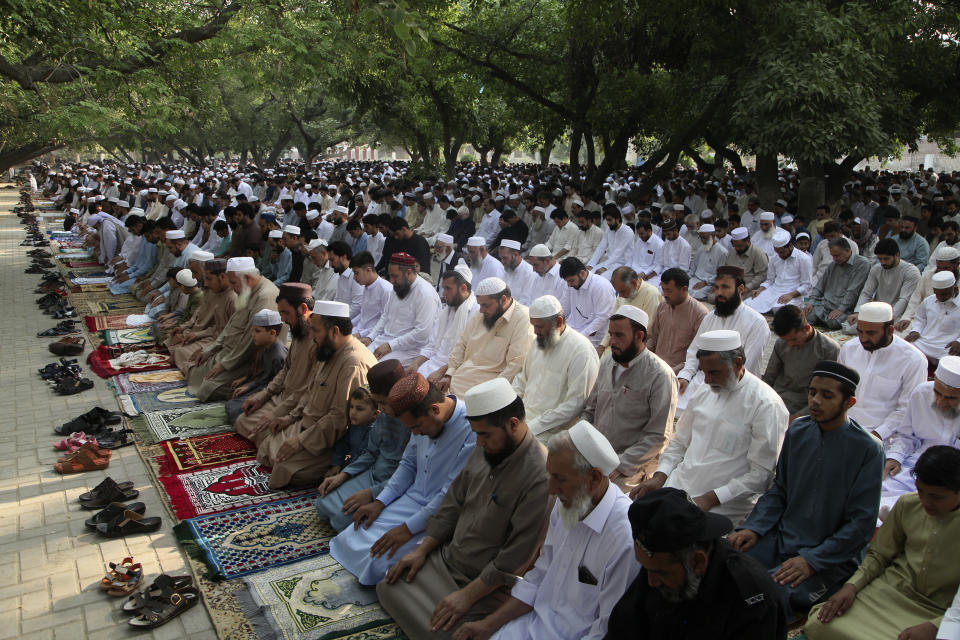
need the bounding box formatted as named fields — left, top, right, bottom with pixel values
left=31, top=159, right=960, bottom=639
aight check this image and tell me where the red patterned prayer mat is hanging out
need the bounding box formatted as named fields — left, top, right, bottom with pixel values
left=84, top=314, right=136, bottom=331
left=87, top=345, right=171, bottom=378
left=157, top=432, right=257, bottom=475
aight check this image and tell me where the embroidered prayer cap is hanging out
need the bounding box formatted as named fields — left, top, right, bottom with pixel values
left=529, top=295, right=563, bottom=319
left=528, top=244, right=551, bottom=258
left=190, top=250, right=215, bottom=263
left=500, top=239, right=521, bottom=251
left=278, top=282, right=312, bottom=300
left=612, top=304, right=648, bottom=330
left=389, top=372, right=430, bottom=414
left=935, top=356, right=960, bottom=389
left=772, top=229, right=792, bottom=248
left=313, top=300, right=350, bottom=318
left=175, top=269, right=197, bottom=287
left=858, top=301, right=893, bottom=323
left=253, top=308, right=282, bottom=327
left=933, top=271, right=957, bottom=289
left=698, top=329, right=741, bottom=351
left=436, top=233, right=454, bottom=245
left=307, top=238, right=327, bottom=252
left=935, top=245, right=960, bottom=261
left=453, top=261, right=473, bottom=283
left=390, top=252, right=417, bottom=267
left=283, top=225, right=301, bottom=236
left=165, top=230, right=185, bottom=240
left=204, top=259, right=227, bottom=273
left=698, top=224, right=715, bottom=234
left=568, top=420, right=620, bottom=475
left=268, top=229, right=283, bottom=239
left=729, top=227, right=749, bottom=240
left=368, top=359, right=406, bottom=397
left=467, top=236, right=486, bottom=247
left=423, top=192, right=435, bottom=200
left=475, top=277, right=507, bottom=297
left=758, top=211, right=776, bottom=222
left=226, top=256, right=256, bottom=272
left=305, top=210, right=319, bottom=220
left=811, top=360, right=860, bottom=390
left=464, top=377, right=517, bottom=418
left=629, top=487, right=733, bottom=554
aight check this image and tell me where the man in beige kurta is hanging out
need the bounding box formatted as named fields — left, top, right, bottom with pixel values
left=167, top=259, right=237, bottom=372
left=599, top=266, right=664, bottom=354
left=255, top=300, right=377, bottom=489
left=186, top=258, right=280, bottom=401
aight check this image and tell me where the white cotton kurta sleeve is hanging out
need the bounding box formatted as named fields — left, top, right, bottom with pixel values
left=940, top=585, right=960, bottom=640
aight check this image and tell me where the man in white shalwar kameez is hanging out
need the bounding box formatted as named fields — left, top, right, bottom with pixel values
left=467, top=235, right=506, bottom=283
left=586, top=208, right=635, bottom=279
left=560, top=257, right=617, bottom=347
left=629, top=221, right=663, bottom=282
left=688, top=224, right=729, bottom=300
left=499, top=240, right=539, bottom=306
left=750, top=212, right=779, bottom=260
left=904, top=270, right=960, bottom=364
left=528, top=244, right=570, bottom=314
left=746, top=230, right=813, bottom=314
left=650, top=221, right=691, bottom=288
left=408, top=264, right=478, bottom=378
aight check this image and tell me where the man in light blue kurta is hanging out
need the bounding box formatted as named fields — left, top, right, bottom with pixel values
left=329, top=381, right=476, bottom=585
left=109, top=227, right=158, bottom=294
left=143, top=233, right=199, bottom=317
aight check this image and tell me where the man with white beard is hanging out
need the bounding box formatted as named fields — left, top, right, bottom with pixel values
left=633, top=330, right=788, bottom=525
left=408, top=264, right=479, bottom=378
left=688, top=224, right=729, bottom=301
left=499, top=240, right=539, bottom=305
left=187, top=257, right=282, bottom=401
left=750, top=212, right=779, bottom=259
left=467, top=235, right=506, bottom=283
left=431, top=233, right=459, bottom=289
left=745, top=230, right=813, bottom=315
left=452, top=421, right=638, bottom=640
left=528, top=244, right=570, bottom=313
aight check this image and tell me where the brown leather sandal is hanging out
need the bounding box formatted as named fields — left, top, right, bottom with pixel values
left=54, top=448, right=110, bottom=473
left=57, top=441, right=112, bottom=463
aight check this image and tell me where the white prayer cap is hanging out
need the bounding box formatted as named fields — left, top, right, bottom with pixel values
left=758, top=211, right=776, bottom=221
left=313, top=300, right=350, bottom=318
left=508, top=193, right=520, bottom=200
left=796, top=232, right=811, bottom=240
left=436, top=233, right=454, bottom=245
left=858, top=301, right=893, bottom=323
left=612, top=304, right=649, bottom=328
left=226, top=256, right=256, bottom=272
left=252, top=308, right=282, bottom=327
left=532, top=206, right=546, bottom=214
left=935, top=356, right=960, bottom=389
left=529, top=295, right=563, bottom=319
left=472, top=195, right=481, bottom=202
left=935, top=245, right=960, bottom=261
left=175, top=269, right=197, bottom=287
left=117, top=200, right=131, bottom=208
left=334, top=205, right=349, bottom=214
left=453, top=261, right=473, bottom=283
left=307, top=238, right=328, bottom=252
left=129, top=207, right=144, bottom=215
left=70, top=207, right=80, bottom=214
left=148, top=187, right=158, bottom=193
left=165, top=230, right=185, bottom=240
left=528, top=244, right=551, bottom=258
left=699, top=329, right=742, bottom=351
left=698, top=224, right=715, bottom=234
left=772, top=229, right=792, bottom=248
left=889, top=186, right=902, bottom=194
left=467, top=236, right=486, bottom=247
left=269, top=229, right=283, bottom=239
left=567, top=420, right=619, bottom=476
left=422, top=192, right=434, bottom=200
left=500, top=239, right=521, bottom=251
left=165, top=194, right=177, bottom=201
left=476, top=277, right=507, bottom=296
left=571, top=199, right=584, bottom=207
left=107, top=197, right=119, bottom=204
left=932, top=271, right=957, bottom=289
left=781, top=214, right=794, bottom=224
left=700, top=209, right=713, bottom=219
left=775, top=199, right=788, bottom=207
left=865, top=185, right=875, bottom=192
left=283, top=225, right=301, bottom=235
left=464, top=377, right=518, bottom=418
left=305, top=210, right=319, bottom=220
left=672, top=204, right=685, bottom=211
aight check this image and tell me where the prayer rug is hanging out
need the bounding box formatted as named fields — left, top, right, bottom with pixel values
left=79, top=298, right=145, bottom=314
left=157, top=459, right=310, bottom=519
left=238, top=554, right=403, bottom=640
left=121, top=385, right=201, bottom=412
left=66, top=268, right=110, bottom=279
left=85, top=314, right=137, bottom=331
left=87, top=346, right=170, bottom=378
left=102, top=326, right=155, bottom=345
left=110, top=369, right=186, bottom=394
left=174, top=494, right=334, bottom=579
left=157, top=432, right=257, bottom=474
left=143, top=403, right=232, bottom=442
left=64, top=260, right=100, bottom=267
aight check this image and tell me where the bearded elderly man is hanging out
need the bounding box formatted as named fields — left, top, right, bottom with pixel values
left=142, top=229, right=201, bottom=317
left=751, top=211, right=779, bottom=259
left=905, top=271, right=960, bottom=364
left=688, top=223, right=729, bottom=301
left=409, top=264, right=479, bottom=378
left=454, top=421, right=639, bottom=640
left=467, top=236, right=506, bottom=283
left=598, top=266, right=663, bottom=357
left=254, top=300, right=376, bottom=489
left=330, top=374, right=476, bottom=586
left=167, top=258, right=237, bottom=372
left=232, top=283, right=317, bottom=441
left=634, top=330, right=789, bottom=525
left=499, top=240, right=538, bottom=306
left=583, top=305, right=677, bottom=489
left=746, top=230, right=813, bottom=314
left=512, top=295, right=600, bottom=443
left=433, top=277, right=534, bottom=397
left=364, top=252, right=442, bottom=367
left=378, top=378, right=552, bottom=640
left=187, top=257, right=281, bottom=401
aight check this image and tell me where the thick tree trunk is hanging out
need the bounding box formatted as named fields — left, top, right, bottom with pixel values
left=443, top=140, right=462, bottom=179
left=474, top=145, right=490, bottom=166
left=797, top=159, right=826, bottom=223
left=584, top=131, right=596, bottom=175
left=569, top=128, right=583, bottom=178
left=539, top=139, right=555, bottom=167
left=755, top=152, right=781, bottom=210
left=490, top=145, right=506, bottom=167
left=686, top=148, right=712, bottom=173
left=0, top=142, right=65, bottom=174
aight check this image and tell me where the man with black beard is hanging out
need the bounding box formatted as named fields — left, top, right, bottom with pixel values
left=367, top=253, right=442, bottom=366
left=233, top=283, right=318, bottom=439
left=378, top=378, right=551, bottom=640
left=604, top=487, right=786, bottom=640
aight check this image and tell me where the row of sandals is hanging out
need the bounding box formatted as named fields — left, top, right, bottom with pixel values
left=53, top=407, right=133, bottom=473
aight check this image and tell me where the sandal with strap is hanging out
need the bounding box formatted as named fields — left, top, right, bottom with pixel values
left=80, top=480, right=139, bottom=509
left=127, top=585, right=200, bottom=629
left=79, top=477, right=135, bottom=503
left=99, top=557, right=138, bottom=590
left=122, top=575, right=194, bottom=613
left=54, top=377, right=94, bottom=395
left=58, top=442, right=112, bottom=463
left=53, top=432, right=89, bottom=451
left=85, top=502, right=146, bottom=529
left=54, top=449, right=110, bottom=474
left=107, top=565, right=144, bottom=597
left=96, top=510, right=162, bottom=538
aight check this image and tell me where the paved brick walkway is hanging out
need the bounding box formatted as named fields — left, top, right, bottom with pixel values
left=0, top=188, right=216, bottom=639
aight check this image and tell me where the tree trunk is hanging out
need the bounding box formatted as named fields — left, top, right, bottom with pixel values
left=539, top=138, right=555, bottom=167
left=825, top=155, right=862, bottom=205
left=755, top=152, right=781, bottom=210
left=569, top=128, right=583, bottom=177
left=0, top=142, right=65, bottom=173
left=475, top=145, right=490, bottom=166
left=686, top=148, right=712, bottom=173
left=443, top=140, right=462, bottom=179
left=797, top=159, right=826, bottom=223
left=584, top=131, right=596, bottom=175
left=490, top=145, right=506, bottom=167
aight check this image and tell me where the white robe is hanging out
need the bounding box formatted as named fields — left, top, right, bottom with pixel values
left=368, top=276, right=442, bottom=366
left=355, top=277, right=393, bottom=339
left=565, top=274, right=617, bottom=346
left=649, top=237, right=691, bottom=287
left=630, top=234, right=663, bottom=278
left=910, top=294, right=960, bottom=361
left=587, top=224, right=635, bottom=276
left=417, top=294, right=479, bottom=377
left=503, top=259, right=540, bottom=306
left=470, top=253, right=506, bottom=285
left=745, top=247, right=813, bottom=314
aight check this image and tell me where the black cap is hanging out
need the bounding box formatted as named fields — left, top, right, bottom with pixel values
left=811, top=360, right=859, bottom=389
left=629, top=488, right=733, bottom=553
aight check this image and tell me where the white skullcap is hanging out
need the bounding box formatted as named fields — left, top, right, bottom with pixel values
left=532, top=206, right=546, bottom=214
left=165, top=194, right=177, bottom=201
left=108, top=197, right=119, bottom=204
left=935, top=245, right=960, bottom=261
left=70, top=208, right=80, bottom=214
left=699, top=329, right=742, bottom=351
left=571, top=199, right=584, bottom=207
left=226, top=257, right=256, bottom=272
left=165, top=230, right=185, bottom=240
left=858, top=301, right=893, bottom=323
left=453, top=261, right=473, bottom=283
left=190, top=250, right=215, bottom=262
left=305, top=210, right=319, bottom=221
left=464, top=377, right=518, bottom=418
left=700, top=209, right=713, bottom=219
left=307, top=238, right=327, bottom=252
left=476, top=277, right=507, bottom=296
left=269, top=229, right=283, bottom=239
left=508, top=193, right=520, bottom=200
left=283, top=225, right=301, bottom=235
left=472, top=195, right=481, bottom=202
left=422, top=192, right=434, bottom=199
left=313, top=300, right=350, bottom=317
left=781, top=214, right=795, bottom=224
left=175, top=269, right=197, bottom=287
left=529, top=295, right=563, bottom=319
left=252, top=308, right=282, bottom=327
left=567, top=420, right=620, bottom=476
left=500, top=239, right=521, bottom=251
left=116, top=200, right=130, bottom=208
left=796, top=232, right=811, bottom=240
left=730, top=227, right=749, bottom=240
left=173, top=199, right=186, bottom=209
left=129, top=207, right=145, bottom=215
left=775, top=199, right=788, bottom=207
left=613, top=304, right=649, bottom=328
left=467, top=236, right=486, bottom=247
left=436, top=233, right=454, bottom=244
left=889, top=186, right=902, bottom=193
left=148, top=187, right=158, bottom=193
left=758, top=211, right=776, bottom=221
left=334, top=205, right=349, bottom=214
left=772, top=229, right=792, bottom=248
left=932, top=271, right=957, bottom=289
left=528, top=244, right=551, bottom=258
left=673, top=204, right=685, bottom=211
left=935, top=356, right=960, bottom=389
left=698, top=224, right=715, bottom=234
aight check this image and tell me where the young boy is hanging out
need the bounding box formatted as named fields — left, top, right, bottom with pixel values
left=213, top=220, right=232, bottom=257
left=155, top=268, right=204, bottom=342
left=326, top=387, right=379, bottom=478
left=224, top=309, right=289, bottom=423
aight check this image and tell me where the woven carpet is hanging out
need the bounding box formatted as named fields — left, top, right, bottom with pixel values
left=110, top=369, right=185, bottom=394
left=102, top=326, right=154, bottom=345
left=120, top=385, right=201, bottom=413
left=142, top=403, right=232, bottom=442
left=64, top=260, right=100, bottom=267
left=85, top=314, right=137, bottom=331
left=174, top=494, right=334, bottom=579
left=157, top=432, right=257, bottom=474
left=238, top=554, right=404, bottom=640
left=88, top=346, right=171, bottom=378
